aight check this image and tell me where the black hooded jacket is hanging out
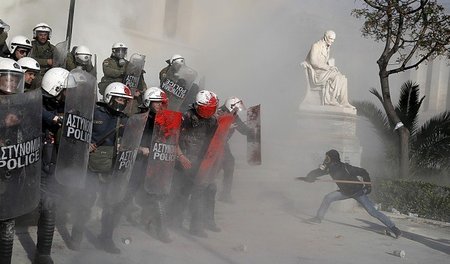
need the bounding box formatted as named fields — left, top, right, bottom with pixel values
left=306, top=150, right=371, bottom=196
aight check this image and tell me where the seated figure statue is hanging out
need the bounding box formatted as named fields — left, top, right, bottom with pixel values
left=303, top=30, right=354, bottom=109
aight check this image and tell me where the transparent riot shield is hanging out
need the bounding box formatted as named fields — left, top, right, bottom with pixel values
left=53, top=39, right=69, bottom=68
left=55, top=69, right=97, bottom=188
left=123, top=53, right=146, bottom=115
left=247, top=104, right=261, bottom=165
left=161, top=64, right=198, bottom=111
left=0, top=89, right=42, bottom=220
left=123, top=53, right=145, bottom=91
left=105, top=112, right=148, bottom=204
left=144, top=110, right=182, bottom=195
left=195, top=114, right=234, bottom=187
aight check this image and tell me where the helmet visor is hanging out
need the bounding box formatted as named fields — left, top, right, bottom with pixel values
left=76, top=53, right=92, bottom=65
left=113, top=48, right=127, bottom=59
left=0, top=71, right=24, bottom=94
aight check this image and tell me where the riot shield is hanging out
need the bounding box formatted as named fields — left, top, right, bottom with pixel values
left=144, top=110, right=182, bottom=195
left=161, top=64, right=198, bottom=111
left=53, top=39, right=69, bottom=68
left=123, top=53, right=145, bottom=92
left=195, top=114, right=234, bottom=187
left=247, top=104, right=261, bottom=165
left=123, top=53, right=146, bottom=115
left=105, top=112, right=148, bottom=204
left=0, top=89, right=42, bottom=220
left=55, top=68, right=97, bottom=188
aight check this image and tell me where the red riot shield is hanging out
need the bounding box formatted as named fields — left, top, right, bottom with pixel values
left=144, top=110, right=182, bottom=195
left=247, top=104, right=261, bottom=165
left=195, top=114, right=234, bottom=187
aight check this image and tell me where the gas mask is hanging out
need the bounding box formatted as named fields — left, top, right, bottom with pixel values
left=319, top=154, right=331, bottom=170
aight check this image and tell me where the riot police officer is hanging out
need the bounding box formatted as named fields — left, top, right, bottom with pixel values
left=68, top=82, right=132, bottom=254
left=0, top=58, right=40, bottom=264
left=37, top=67, right=75, bottom=264
left=0, top=19, right=10, bottom=58
left=216, top=97, right=252, bottom=203
left=6, top=35, right=32, bottom=61
left=133, top=87, right=173, bottom=242
left=17, top=57, right=41, bottom=91
left=65, top=45, right=95, bottom=75
left=167, top=90, right=219, bottom=238
left=30, top=23, right=56, bottom=75
left=98, top=42, right=146, bottom=97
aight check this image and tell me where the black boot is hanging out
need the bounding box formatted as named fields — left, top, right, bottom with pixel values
left=98, top=208, right=120, bottom=254
left=0, top=219, right=15, bottom=264
left=67, top=225, right=83, bottom=251
left=33, top=254, right=54, bottom=264
left=35, top=204, right=55, bottom=264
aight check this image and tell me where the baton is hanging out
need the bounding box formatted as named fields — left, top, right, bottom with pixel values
left=95, top=124, right=124, bottom=147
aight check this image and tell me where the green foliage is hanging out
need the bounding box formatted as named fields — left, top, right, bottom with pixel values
left=373, top=179, right=450, bottom=222
left=353, top=81, right=450, bottom=177
left=351, top=0, right=450, bottom=67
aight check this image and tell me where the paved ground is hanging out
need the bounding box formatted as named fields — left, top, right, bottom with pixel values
left=11, top=160, right=450, bottom=264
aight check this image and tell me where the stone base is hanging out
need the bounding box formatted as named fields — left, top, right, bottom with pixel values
left=297, top=103, right=362, bottom=212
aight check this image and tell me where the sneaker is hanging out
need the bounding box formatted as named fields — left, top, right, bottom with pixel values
left=97, top=236, right=121, bottom=254
left=390, top=226, right=402, bottom=239
left=306, top=217, right=322, bottom=224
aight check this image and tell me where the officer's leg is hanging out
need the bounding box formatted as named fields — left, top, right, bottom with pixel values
left=35, top=192, right=56, bottom=264
left=97, top=180, right=121, bottom=254
left=150, top=195, right=172, bottom=243
left=0, top=219, right=15, bottom=264
left=204, top=182, right=221, bottom=232
left=167, top=171, right=193, bottom=229
left=118, top=163, right=145, bottom=225
left=189, top=185, right=207, bottom=238
left=34, top=162, right=56, bottom=264
left=219, top=145, right=235, bottom=203
left=68, top=173, right=98, bottom=251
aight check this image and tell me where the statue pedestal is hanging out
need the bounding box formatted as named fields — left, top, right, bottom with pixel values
left=297, top=103, right=362, bottom=213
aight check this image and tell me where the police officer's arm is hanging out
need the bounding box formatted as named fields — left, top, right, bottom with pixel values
left=42, top=108, right=61, bottom=126
left=103, top=59, right=126, bottom=78
left=176, top=114, right=192, bottom=169
left=235, top=115, right=252, bottom=136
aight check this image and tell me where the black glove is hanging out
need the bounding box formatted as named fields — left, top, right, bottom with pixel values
left=362, top=185, right=372, bottom=195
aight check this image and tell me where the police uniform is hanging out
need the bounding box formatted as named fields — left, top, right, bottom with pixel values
left=30, top=40, right=55, bottom=75
left=69, top=102, right=127, bottom=253
left=98, top=57, right=146, bottom=96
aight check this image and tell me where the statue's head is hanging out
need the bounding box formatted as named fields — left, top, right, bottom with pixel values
left=323, top=30, right=336, bottom=46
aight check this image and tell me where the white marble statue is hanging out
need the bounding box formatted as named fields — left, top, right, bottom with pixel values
left=305, top=30, right=354, bottom=109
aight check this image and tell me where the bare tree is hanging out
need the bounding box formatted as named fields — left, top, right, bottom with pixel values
left=352, top=0, right=450, bottom=178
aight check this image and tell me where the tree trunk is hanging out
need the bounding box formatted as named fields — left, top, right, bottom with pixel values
left=379, top=74, right=410, bottom=178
